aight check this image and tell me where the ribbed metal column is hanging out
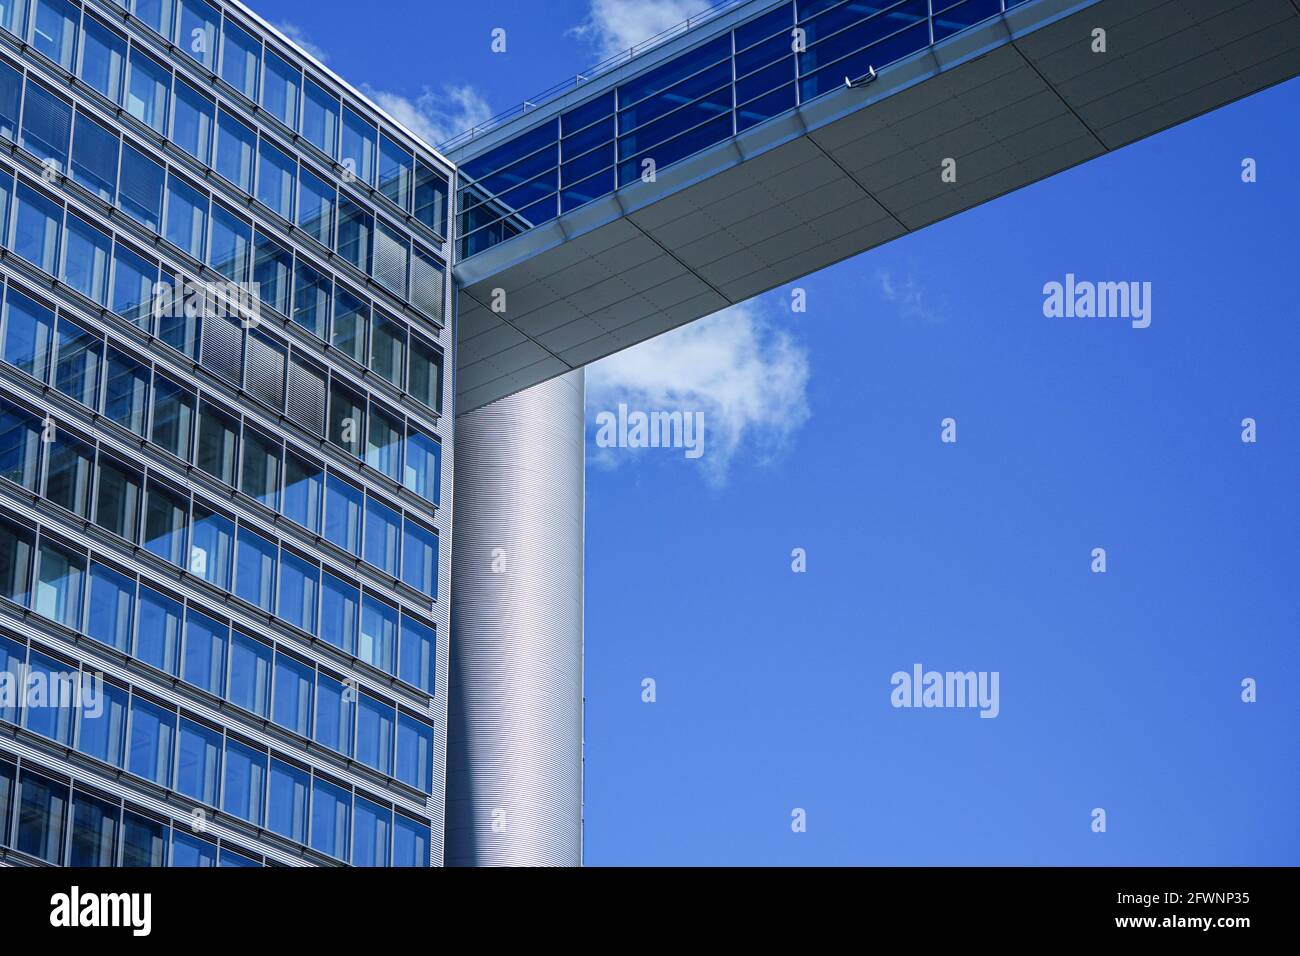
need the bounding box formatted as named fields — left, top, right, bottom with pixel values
left=446, top=369, right=584, bottom=866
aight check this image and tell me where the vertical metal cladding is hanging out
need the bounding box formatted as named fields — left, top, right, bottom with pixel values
left=447, top=369, right=585, bottom=866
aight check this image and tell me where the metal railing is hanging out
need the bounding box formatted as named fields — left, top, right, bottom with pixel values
left=437, top=0, right=753, bottom=152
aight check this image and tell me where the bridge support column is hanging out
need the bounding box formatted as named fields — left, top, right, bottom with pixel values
left=446, top=369, right=585, bottom=866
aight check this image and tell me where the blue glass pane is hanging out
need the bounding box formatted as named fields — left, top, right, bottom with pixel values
left=267, top=758, right=309, bottom=843
left=87, top=562, right=134, bottom=652
left=171, top=830, right=217, bottom=867
left=363, top=496, right=400, bottom=576
left=228, top=631, right=272, bottom=717
left=22, top=650, right=75, bottom=744
left=314, top=673, right=353, bottom=757
left=798, top=0, right=928, bottom=74
left=182, top=609, right=228, bottom=697
left=737, top=83, right=797, bottom=132
left=359, top=595, right=397, bottom=674
left=353, top=796, right=390, bottom=867
left=176, top=717, right=222, bottom=805
left=71, top=112, right=119, bottom=202
left=396, top=713, right=434, bottom=792
left=402, top=519, right=438, bottom=600
left=136, top=586, right=182, bottom=674
left=222, top=738, right=266, bottom=826
left=127, top=696, right=175, bottom=787
left=620, top=34, right=730, bottom=107
left=393, top=813, right=430, bottom=867
left=309, top=777, right=350, bottom=860
left=271, top=653, right=313, bottom=736
left=618, top=114, right=732, bottom=186
left=798, top=19, right=929, bottom=101
left=356, top=693, right=394, bottom=775
left=736, top=2, right=795, bottom=49
left=933, top=0, right=1004, bottom=42
left=319, top=572, right=358, bottom=653
left=76, top=680, right=128, bottom=767
left=398, top=614, right=435, bottom=695
left=235, top=528, right=277, bottom=611
left=277, top=550, right=318, bottom=634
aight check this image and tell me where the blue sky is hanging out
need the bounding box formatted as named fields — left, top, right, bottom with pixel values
left=254, top=0, right=1300, bottom=865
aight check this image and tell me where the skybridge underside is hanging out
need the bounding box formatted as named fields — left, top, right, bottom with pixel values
left=453, top=0, right=1300, bottom=413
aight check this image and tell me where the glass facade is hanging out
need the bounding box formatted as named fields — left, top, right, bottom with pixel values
left=457, top=0, right=1035, bottom=258
left=0, top=0, right=447, bottom=867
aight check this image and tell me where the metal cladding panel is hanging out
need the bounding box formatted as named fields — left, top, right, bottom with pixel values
left=447, top=369, right=585, bottom=866
left=453, top=0, right=1300, bottom=411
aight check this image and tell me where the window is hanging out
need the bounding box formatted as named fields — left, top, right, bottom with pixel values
left=103, top=348, right=150, bottom=435
left=234, top=527, right=276, bottom=611
left=165, top=174, right=208, bottom=260
left=220, top=847, right=259, bottom=867
left=176, top=717, right=222, bottom=805
left=172, top=77, right=214, bottom=164
left=277, top=549, right=318, bottom=635
left=30, top=0, right=77, bottom=68
left=189, top=503, right=233, bottom=588
left=197, top=400, right=239, bottom=485
left=127, top=695, right=175, bottom=787
left=94, top=454, right=142, bottom=542
left=220, top=20, right=260, bottom=99
left=119, top=143, right=165, bottom=231
left=171, top=830, right=216, bottom=867
left=68, top=791, right=119, bottom=867
left=303, top=78, right=338, bottom=155
left=110, top=243, right=156, bottom=326
left=87, top=562, right=134, bottom=653
left=397, top=713, right=434, bottom=792
left=283, top=451, right=322, bottom=532
left=62, top=214, right=112, bottom=304
left=200, top=312, right=242, bottom=385
left=399, top=614, right=435, bottom=695
left=309, top=776, right=350, bottom=860
left=298, top=166, right=335, bottom=246
left=366, top=404, right=402, bottom=481
left=80, top=16, right=127, bottom=102
left=253, top=232, right=292, bottom=315
left=314, top=672, right=353, bottom=756
left=151, top=373, right=196, bottom=460
left=240, top=427, right=281, bottom=510
left=134, top=0, right=174, bottom=39
left=256, top=139, right=296, bottom=220
left=53, top=317, right=103, bottom=409
left=409, top=337, right=443, bottom=414
left=319, top=571, right=358, bottom=654
left=125, top=49, right=170, bottom=132
left=331, top=287, right=367, bottom=363
left=45, top=428, right=94, bottom=518
left=2, top=288, right=54, bottom=380
left=379, top=134, right=413, bottom=210
left=76, top=679, right=128, bottom=766
left=229, top=632, right=272, bottom=717
left=337, top=195, right=372, bottom=272
left=244, top=332, right=286, bottom=411
left=340, top=107, right=376, bottom=185
left=394, top=813, right=430, bottom=867
left=403, top=427, right=441, bottom=506
left=13, top=182, right=62, bottom=274
left=0, top=516, right=33, bottom=613
left=271, top=653, right=313, bottom=737
left=261, top=49, right=300, bottom=128
left=363, top=497, right=400, bottom=577
left=136, top=585, right=181, bottom=674
left=177, top=0, right=218, bottom=70
left=23, top=649, right=75, bottom=743
left=215, top=110, right=256, bottom=192
left=411, top=248, right=444, bottom=322
left=359, top=594, right=397, bottom=674
left=292, top=261, right=330, bottom=338
left=267, top=759, right=309, bottom=843
left=121, top=811, right=166, bottom=866
left=0, top=636, right=22, bottom=723
left=374, top=221, right=409, bottom=298
left=20, top=80, right=72, bottom=171
left=183, top=609, right=227, bottom=697
left=16, top=771, right=68, bottom=863
left=403, top=518, right=439, bottom=599
left=356, top=693, right=394, bottom=775
left=328, top=380, right=364, bottom=458
left=353, top=797, right=391, bottom=867
left=324, top=473, right=362, bottom=554
left=210, top=201, right=252, bottom=281
left=284, top=359, right=326, bottom=443
left=222, top=738, right=266, bottom=826
left=143, top=480, right=188, bottom=566
left=0, top=61, right=16, bottom=140
left=370, top=311, right=405, bottom=386
left=0, top=406, right=40, bottom=504
left=414, top=162, right=449, bottom=235
left=158, top=274, right=201, bottom=358
left=34, top=537, right=85, bottom=630
left=71, top=111, right=119, bottom=201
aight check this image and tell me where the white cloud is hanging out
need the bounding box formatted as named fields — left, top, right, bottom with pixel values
left=570, top=0, right=709, bottom=60
left=876, top=269, right=944, bottom=323
left=362, top=85, right=494, bottom=148
left=274, top=22, right=330, bottom=64
left=586, top=302, right=811, bottom=486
